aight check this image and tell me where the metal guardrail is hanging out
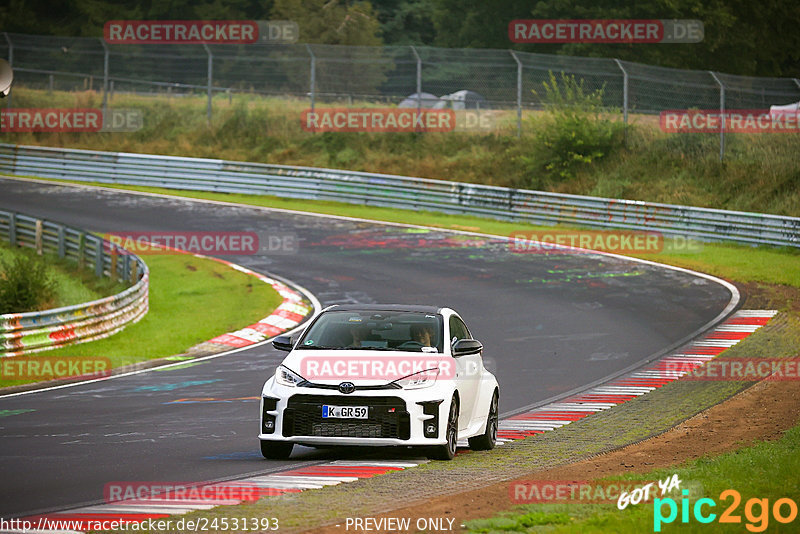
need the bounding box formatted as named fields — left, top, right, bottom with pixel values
left=0, top=207, right=149, bottom=357
left=0, top=143, right=798, bottom=248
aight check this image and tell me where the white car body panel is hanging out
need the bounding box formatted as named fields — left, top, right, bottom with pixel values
left=259, top=306, right=499, bottom=452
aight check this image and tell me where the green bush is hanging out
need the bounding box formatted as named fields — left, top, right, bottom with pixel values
left=0, top=250, right=57, bottom=314
left=523, top=72, right=626, bottom=183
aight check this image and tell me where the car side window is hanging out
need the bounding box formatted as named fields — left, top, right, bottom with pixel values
left=449, top=315, right=470, bottom=344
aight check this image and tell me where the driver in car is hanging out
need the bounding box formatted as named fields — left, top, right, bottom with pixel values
left=348, top=324, right=369, bottom=347
left=409, top=324, right=434, bottom=347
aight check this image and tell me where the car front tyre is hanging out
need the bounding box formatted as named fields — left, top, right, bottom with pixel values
left=260, top=440, right=293, bottom=459
left=468, top=391, right=498, bottom=451
left=429, top=397, right=458, bottom=461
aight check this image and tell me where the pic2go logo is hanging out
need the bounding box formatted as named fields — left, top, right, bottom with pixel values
left=653, top=489, right=798, bottom=532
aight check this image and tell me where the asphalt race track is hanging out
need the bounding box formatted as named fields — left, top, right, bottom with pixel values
left=0, top=178, right=736, bottom=517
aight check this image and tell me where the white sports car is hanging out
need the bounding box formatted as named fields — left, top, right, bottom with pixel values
left=259, top=304, right=499, bottom=460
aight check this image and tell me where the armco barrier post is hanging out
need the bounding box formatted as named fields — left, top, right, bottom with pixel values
left=78, top=232, right=85, bottom=269
left=57, top=226, right=66, bottom=258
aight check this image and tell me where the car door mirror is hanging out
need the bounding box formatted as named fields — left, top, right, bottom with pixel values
left=272, top=335, right=293, bottom=352
left=452, top=338, right=482, bottom=357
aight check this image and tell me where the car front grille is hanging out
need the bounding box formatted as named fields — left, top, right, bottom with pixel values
left=283, top=394, right=410, bottom=440
left=311, top=422, right=383, bottom=438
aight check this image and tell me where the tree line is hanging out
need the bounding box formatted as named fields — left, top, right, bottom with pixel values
left=1, top=0, right=797, bottom=77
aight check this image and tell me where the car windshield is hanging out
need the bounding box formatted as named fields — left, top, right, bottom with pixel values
left=297, top=310, right=443, bottom=352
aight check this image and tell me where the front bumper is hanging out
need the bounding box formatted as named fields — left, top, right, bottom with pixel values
left=259, top=379, right=451, bottom=446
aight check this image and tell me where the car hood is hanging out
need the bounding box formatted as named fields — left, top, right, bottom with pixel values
left=279, top=348, right=450, bottom=386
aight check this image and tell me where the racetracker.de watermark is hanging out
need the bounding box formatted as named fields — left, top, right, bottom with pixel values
left=299, top=355, right=457, bottom=381
left=662, top=357, right=800, bottom=381
left=511, top=480, right=659, bottom=504
left=1, top=357, right=111, bottom=380
left=103, top=20, right=298, bottom=44
left=660, top=109, right=800, bottom=133
left=509, top=19, right=703, bottom=43
left=103, top=231, right=298, bottom=256
left=509, top=230, right=702, bottom=255
left=104, top=481, right=260, bottom=503
left=301, top=108, right=456, bottom=133
left=0, top=108, right=143, bottom=132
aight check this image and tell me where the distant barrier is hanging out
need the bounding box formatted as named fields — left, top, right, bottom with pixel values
left=0, top=208, right=148, bottom=357
left=0, top=143, right=797, bottom=248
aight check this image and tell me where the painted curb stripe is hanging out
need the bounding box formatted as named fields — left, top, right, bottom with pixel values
left=19, top=310, right=777, bottom=531
left=499, top=310, right=777, bottom=442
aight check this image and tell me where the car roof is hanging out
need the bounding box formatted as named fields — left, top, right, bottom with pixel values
left=324, top=304, right=444, bottom=314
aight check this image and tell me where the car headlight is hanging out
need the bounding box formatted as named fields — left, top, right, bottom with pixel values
left=275, top=365, right=306, bottom=387
left=392, top=368, right=439, bottom=390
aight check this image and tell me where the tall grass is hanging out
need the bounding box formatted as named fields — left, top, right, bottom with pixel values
left=5, top=87, right=799, bottom=216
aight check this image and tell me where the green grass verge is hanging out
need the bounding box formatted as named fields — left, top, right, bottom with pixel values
left=0, top=241, right=128, bottom=310
left=0, top=252, right=283, bottom=387
left=7, top=175, right=799, bottom=291
left=464, top=425, right=800, bottom=533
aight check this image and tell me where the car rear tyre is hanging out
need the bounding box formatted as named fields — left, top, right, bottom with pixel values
left=429, top=397, right=458, bottom=461
left=469, top=391, right=498, bottom=451
left=260, top=440, right=293, bottom=459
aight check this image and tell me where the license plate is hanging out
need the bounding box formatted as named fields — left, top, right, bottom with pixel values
left=322, top=405, right=368, bottom=419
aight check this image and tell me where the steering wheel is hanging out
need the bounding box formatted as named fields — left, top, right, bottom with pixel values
left=397, top=340, right=424, bottom=349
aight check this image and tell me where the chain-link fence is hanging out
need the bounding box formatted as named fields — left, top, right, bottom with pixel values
left=2, top=32, right=800, bottom=156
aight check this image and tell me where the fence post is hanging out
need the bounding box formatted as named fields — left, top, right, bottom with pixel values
left=95, top=237, right=104, bottom=277
left=101, top=39, right=109, bottom=114
left=709, top=71, right=725, bottom=161
left=613, top=59, right=629, bottom=144
left=35, top=219, right=43, bottom=255
left=613, top=59, right=629, bottom=125
left=78, top=232, right=85, bottom=269
left=110, top=249, right=117, bottom=281
left=9, top=212, right=17, bottom=246
left=57, top=226, right=66, bottom=258
left=305, top=44, right=316, bottom=131
left=3, top=33, right=12, bottom=109
left=123, top=253, right=130, bottom=282
left=509, top=51, right=523, bottom=138
left=410, top=46, right=422, bottom=117
left=202, top=43, right=213, bottom=122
